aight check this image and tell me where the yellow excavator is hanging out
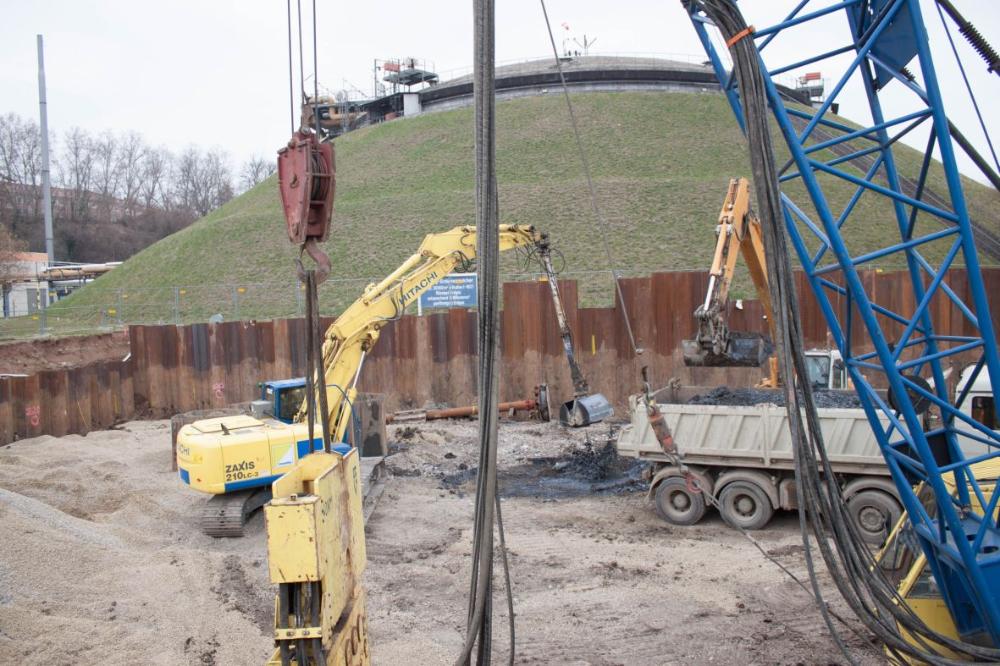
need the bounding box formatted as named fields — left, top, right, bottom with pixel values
left=176, top=224, right=545, bottom=536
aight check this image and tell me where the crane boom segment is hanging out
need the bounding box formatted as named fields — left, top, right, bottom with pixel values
left=687, top=0, right=1000, bottom=645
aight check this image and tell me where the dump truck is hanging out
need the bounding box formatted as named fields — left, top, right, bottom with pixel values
left=616, top=385, right=899, bottom=542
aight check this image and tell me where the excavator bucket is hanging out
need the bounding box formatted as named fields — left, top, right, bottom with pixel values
left=681, top=332, right=770, bottom=368
left=559, top=392, right=614, bottom=427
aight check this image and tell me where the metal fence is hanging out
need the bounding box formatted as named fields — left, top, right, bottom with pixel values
left=0, top=268, right=660, bottom=341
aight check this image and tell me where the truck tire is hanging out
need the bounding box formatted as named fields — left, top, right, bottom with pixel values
left=654, top=477, right=707, bottom=526
left=718, top=481, right=774, bottom=530
left=847, top=490, right=901, bottom=545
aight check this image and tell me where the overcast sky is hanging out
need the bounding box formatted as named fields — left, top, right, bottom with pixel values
left=1, top=1, right=998, bottom=184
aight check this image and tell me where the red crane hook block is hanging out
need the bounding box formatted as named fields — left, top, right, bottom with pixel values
left=277, top=130, right=336, bottom=246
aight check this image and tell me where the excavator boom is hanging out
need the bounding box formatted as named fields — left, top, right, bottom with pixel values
left=301, top=224, right=543, bottom=443
left=683, top=178, right=774, bottom=373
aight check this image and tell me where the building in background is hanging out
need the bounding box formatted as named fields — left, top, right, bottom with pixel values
left=0, top=254, right=119, bottom=318
left=1, top=252, right=50, bottom=318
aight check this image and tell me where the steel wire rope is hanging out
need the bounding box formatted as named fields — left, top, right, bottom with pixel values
left=934, top=0, right=1000, bottom=76
left=704, top=2, right=947, bottom=661
left=695, top=1, right=1000, bottom=662
left=296, top=0, right=305, bottom=108
left=457, top=0, right=516, bottom=662
left=322, top=381, right=358, bottom=448
left=935, top=1, right=1000, bottom=176
left=697, top=5, right=894, bottom=660
left=690, top=474, right=866, bottom=635
left=538, top=0, right=641, bottom=356
left=312, top=0, right=321, bottom=137
left=286, top=0, right=295, bottom=133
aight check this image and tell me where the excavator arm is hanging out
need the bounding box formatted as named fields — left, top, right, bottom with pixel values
left=536, top=243, right=613, bottom=426
left=683, top=178, right=775, bottom=380
left=298, top=224, right=544, bottom=443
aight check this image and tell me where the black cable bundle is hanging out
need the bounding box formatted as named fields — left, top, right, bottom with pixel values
left=692, top=1, right=1000, bottom=663
left=457, top=0, right=516, bottom=663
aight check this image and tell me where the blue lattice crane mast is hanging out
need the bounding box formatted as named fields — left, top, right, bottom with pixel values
left=686, top=0, right=1000, bottom=650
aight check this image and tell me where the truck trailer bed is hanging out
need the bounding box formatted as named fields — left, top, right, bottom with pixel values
left=617, top=394, right=889, bottom=476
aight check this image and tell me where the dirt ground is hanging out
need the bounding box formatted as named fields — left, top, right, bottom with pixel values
left=0, top=332, right=129, bottom=374
left=0, top=418, right=882, bottom=665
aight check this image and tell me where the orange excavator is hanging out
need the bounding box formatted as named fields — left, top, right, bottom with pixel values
left=682, top=177, right=779, bottom=387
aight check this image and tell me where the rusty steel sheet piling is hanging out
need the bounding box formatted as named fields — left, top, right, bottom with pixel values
left=3, top=268, right=999, bottom=445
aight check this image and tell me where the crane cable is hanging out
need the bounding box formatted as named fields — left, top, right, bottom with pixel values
left=538, top=0, right=642, bottom=356
left=286, top=0, right=295, bottom=134
left=934, top=1, right=1000, bottom=176
left=286, top=0, right=324, bottom=137
left=695, top=1, right=1000, bottom=662
left=934, top=0, right=1000, bottom=77
left=457, top=0, right=516, bottom=663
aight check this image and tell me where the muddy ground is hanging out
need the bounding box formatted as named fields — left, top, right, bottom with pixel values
left=0, top=419, right=881, bottom=665
left=0, top=332, right=129, bottom=374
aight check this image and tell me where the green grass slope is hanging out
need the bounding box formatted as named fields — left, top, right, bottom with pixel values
left=11, top=91, right=999, bottom=336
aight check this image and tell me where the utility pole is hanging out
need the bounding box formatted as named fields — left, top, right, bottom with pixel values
left=37, top=35, right=54, bottom=267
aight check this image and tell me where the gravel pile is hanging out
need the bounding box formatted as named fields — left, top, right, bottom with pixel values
left=687, top=386, right=861, bottom=408
left=0, top=422, right=274, bottom=665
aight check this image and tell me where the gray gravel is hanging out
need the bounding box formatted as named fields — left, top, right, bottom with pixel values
left=687, top=386, right=862, bottom=408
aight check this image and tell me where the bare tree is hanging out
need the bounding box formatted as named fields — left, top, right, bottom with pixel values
left=59, top=127, right=95, bottom=223
left=173, top=146, right=205, bottom=215
left=0, top=223, right=28, bottom=280
left=173, top=147, right=234, bottom=217
left=140, top=146, right=171, bottom=209
left=0, top=114, right=45, bottom=251
left=91, top=130, right=120, bottom=220
left=203, top=149, right=234, bottom=213
left=0, top=113, right=41, bottom=186
left=118, top=131, right=145, bottom=218
left=0, top=113, right=235, bottom=262
left=239, top=155, right=276, bottom=192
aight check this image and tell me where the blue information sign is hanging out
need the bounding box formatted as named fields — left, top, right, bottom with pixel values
left=419, top=273, right=478, bottom=311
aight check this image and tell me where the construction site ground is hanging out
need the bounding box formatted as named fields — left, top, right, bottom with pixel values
left=0, top=418, right=881, bottom=665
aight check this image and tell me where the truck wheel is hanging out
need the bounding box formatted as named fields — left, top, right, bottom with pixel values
left=654, top=477, right=706, bottom=526
left=847, top=490, right=901, bottom=545
left=718, top=481, right=774, bottom=530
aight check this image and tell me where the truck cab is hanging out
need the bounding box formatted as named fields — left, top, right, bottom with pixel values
left=804, top=348, right=848, bottom=391
left=954, top=364, right=997, bottom=458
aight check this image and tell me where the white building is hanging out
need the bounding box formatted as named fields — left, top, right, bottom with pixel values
left=1, top=252, right=50, bottom=318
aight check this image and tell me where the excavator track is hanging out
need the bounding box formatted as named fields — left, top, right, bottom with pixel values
left=200, top=487, right=273, bottom=538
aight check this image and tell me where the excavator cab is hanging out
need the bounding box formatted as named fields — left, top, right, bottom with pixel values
left=259, top=378, right=308, bottom=424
